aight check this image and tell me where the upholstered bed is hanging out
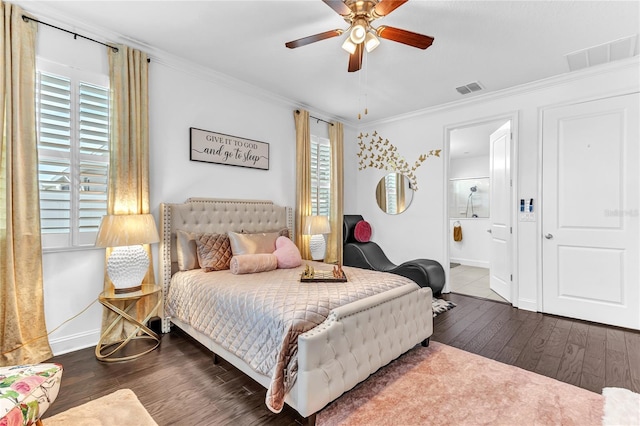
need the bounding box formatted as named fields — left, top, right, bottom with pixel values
left=159, top=198, right=433, bottom=421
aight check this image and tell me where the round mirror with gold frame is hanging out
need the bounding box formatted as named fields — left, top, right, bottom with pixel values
left=375, top=172, right=414, bottom=214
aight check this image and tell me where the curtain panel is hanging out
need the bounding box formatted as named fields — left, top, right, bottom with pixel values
left=326, top=121, right=344, bottom=264
left=398, top=174, right=406, bottom=212
left=101, top=45, right=156, bottom=343
left=294, top=109, right=312, bottom=260
left=0, top=2, right=52, bottom=365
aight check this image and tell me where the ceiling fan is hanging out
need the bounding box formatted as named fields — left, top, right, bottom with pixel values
left=285, top=0, right=434, bottom=72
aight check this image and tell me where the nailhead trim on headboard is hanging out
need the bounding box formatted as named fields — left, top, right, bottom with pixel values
left=159, top=198, right=294, bottom=333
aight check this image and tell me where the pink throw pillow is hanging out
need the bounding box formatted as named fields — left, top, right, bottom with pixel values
left=273, top=236, right=302, bottom=269
left=354, top=220, right=372, bottom=242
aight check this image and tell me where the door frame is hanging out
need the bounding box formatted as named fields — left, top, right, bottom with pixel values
left=537, top=90, right=640, bottom=316
left=443, top=112, right=520, bottom=306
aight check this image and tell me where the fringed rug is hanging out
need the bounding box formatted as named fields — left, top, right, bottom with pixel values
left=317, top=341, right=603, bottom=425
left=432, top=298, right=456, bottom=317
left=43, top=389, right=157, bottom=426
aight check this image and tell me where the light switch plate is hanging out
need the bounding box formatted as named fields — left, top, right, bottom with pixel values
left=519, top=213, right=536, bottom=222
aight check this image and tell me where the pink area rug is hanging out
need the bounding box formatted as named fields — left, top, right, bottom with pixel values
left=317, top=342, right=604, bottom=425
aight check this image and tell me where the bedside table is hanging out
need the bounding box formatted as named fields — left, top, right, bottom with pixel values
left=96, top=284, right=162, bottom=362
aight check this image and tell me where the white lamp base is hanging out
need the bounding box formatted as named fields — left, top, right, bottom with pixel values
left=309, top=234, right=327, bottom=261
left=106, top=245, right=149, bottom=293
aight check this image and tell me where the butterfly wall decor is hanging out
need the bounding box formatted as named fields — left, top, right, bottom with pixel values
left=357, top=131, right=440, bottom=190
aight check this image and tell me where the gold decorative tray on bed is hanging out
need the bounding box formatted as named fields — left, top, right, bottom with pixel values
left=300, top=264, right=347, bottom=283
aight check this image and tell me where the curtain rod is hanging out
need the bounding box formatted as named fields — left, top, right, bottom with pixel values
left=22, top=15, right=119, bottom=52
left=295, top=109, right=334, bottom=126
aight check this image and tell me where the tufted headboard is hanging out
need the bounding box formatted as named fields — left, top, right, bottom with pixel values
left=158, top=198, right=293, bottom=332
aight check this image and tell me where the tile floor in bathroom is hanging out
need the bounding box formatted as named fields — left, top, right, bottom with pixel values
left=448, top=264, right=508, bottom=303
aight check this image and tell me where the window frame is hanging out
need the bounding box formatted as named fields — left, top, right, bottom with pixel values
left=310, top=134, right=331, bottom=217
left=36, top=58, right=110, bottom=251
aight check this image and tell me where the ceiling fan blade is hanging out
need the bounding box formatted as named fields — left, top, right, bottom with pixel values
left=285, top=29, right=343, bottom=48
left=348, top=43, right=364, bottom=72
left=373, top=0, right=408, bottom=17
left=377, top=26, right=434, bottom=49
left=322, top=0, right=353, bottom=17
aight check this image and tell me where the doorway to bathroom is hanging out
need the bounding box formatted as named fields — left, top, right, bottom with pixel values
left=446, top=117, right=515, bottom=303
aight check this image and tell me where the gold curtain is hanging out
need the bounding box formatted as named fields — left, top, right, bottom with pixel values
left=0, top=3, right=52, bottom=365
left=294, top=109, right=312, bottom=260
left=397, top=173, right=406, bottom=212
left=325, top=121, right=344, bottom=264
left=101, top=44, right=155, bottom=342
left=376, top=177, right=387, bottom=211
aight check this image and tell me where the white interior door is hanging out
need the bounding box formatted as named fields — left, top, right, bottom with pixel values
left=489, top=122, right=512, bottom=302
left=542, top=93, right=639, bottom=330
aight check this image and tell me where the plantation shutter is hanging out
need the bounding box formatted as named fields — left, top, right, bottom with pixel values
left=78, top=82, right=109, bottom=241
left=36, top=70, right=109, bottom=249
left=386, top=173, right=398, bottom=214
left=311, top=135, right=331, bottom=217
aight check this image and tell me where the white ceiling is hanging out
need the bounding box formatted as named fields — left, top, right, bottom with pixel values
left=15, top=0, right=640, bottom=125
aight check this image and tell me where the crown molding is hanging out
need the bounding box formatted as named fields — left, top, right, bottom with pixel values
left=14, top=1, right=353, bottom=129
left=364, top=56, right=640, bottom=128
left=16, top=1, right=634, bottom=131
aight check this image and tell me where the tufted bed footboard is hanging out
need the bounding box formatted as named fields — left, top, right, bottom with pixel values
left=295, top=283, right=433, bottom=417
left=159, top=198, right=433, bottom=421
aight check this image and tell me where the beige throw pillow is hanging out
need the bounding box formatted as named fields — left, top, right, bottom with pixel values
left=176, top=229, right=199, bottom=271
left=228, top=231, right=279, bottom=255
left=195, top=233, right=232, bottom=272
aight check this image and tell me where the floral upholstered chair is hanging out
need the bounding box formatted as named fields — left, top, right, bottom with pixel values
left=0, top=364, right=63, bottom=426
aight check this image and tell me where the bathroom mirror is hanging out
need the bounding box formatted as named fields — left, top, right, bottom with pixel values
left=375, top=172, right=414, bottom=215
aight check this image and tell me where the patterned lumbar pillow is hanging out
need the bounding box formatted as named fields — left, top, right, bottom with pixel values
left=195, top=233, right=232, bottom=271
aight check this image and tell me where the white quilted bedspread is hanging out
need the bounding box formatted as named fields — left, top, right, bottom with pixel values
left=166, top=261, right=417, bottom=413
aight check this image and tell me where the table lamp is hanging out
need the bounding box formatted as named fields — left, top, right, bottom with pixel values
left=95, top=214, right=160, bottom=293
left=303, top=215, right=330, bottom=261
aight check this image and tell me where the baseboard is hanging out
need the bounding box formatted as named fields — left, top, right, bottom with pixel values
left=450, top=258, right=489, bottom=269
left=49, top=329, right=100, bottom=356
left=517, top=298, right=538, bottom=312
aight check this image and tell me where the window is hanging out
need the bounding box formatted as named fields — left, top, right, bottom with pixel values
left=36, top=60, right=110, bottom=249
left=385, top=173, right=398, bottom=215
left=310, top=135, right=331, bottom=217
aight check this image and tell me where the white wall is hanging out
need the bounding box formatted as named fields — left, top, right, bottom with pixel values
left=449, top=219, right=490, bottom=268
left=21, top=5, right=640, bottom=354
left=37, top=25, right=110, bottom=355
left=450, top=155, right=490, bottom=179
left=351, top=59, right=640, bottom=311
left=36, top=21, right=357, bottom=355
left=449, top=155, right=490, bottom=266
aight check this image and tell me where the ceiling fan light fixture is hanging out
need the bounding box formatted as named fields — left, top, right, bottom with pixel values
left=364, top=31, right=380, bottom=52
left=350, top=18, right=367, bottom=44
left=342, top=38, right=357, bottom=54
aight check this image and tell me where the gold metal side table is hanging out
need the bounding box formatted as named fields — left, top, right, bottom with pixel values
left=96, top=284, right=162, bottom=362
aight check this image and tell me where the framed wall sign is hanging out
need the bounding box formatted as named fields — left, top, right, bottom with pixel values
left=190, top=127, right=269, bottom=170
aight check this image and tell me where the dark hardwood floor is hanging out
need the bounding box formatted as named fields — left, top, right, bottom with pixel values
left=43, top=293, right=640, bottom=425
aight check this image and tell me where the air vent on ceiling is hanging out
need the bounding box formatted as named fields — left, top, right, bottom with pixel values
left=456, top=81, right=484, bottom=95
left=565, top=35, right=638, bottom=72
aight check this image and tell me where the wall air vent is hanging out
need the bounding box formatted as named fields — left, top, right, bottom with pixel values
left=455, top=81, right=484, bottom=95
left=566, top=34, right=638, bottom=72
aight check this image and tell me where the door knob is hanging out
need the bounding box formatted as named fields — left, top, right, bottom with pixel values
left=545, top=233, right=554, bottom=239
left=486, top=229, right=492, bottom=233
